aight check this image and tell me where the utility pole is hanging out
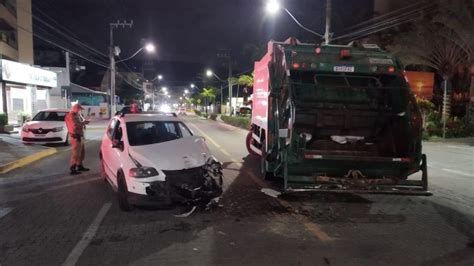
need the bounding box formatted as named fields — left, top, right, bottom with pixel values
left=109, top=20, right=133, bottom=118
left=220, top=84, right=223, bottom=114
left=324, top=0, right=332, bottom=45
left=228, top=57, right=232, bottom=115
left=65, top=51, right=70, bottom=108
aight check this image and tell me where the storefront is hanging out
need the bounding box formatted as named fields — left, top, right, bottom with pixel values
left=0, top=59, right=57, bottom=125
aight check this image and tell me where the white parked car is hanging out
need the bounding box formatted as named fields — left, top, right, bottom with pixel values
left=21, top=109, right=70, bottom=146
left=100, top=112, right=222, bottom=211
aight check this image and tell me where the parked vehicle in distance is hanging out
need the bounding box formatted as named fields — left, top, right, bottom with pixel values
left=21, top=109, right=70, bottom=146
left=178, top=107, right=187, bottom=115
left=100, top=112, right=223, bottom=211
left=237, top=106, right=252, bottom=116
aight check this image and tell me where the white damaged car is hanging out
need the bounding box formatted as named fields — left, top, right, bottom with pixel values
left=100, top=112, right=223, bottom=211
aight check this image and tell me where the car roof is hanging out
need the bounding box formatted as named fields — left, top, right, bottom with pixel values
left=38, top=109, right=70, bottom=113
left=118, top=113, right=181, bottom=123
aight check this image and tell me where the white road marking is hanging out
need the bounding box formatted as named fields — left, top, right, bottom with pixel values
left=2, top=177, right=101, bottom=203
left=63, top=202, right=112, bottom=266
left=0, top=207, right=13, bottom=219
left=441, top=168, right=473, bottom=177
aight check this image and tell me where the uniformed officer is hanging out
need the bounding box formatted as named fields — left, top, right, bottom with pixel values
left=65, top=104, right=90, bottom=175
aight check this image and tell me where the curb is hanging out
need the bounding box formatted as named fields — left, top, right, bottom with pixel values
left=0, top=148, right=58, bottom=175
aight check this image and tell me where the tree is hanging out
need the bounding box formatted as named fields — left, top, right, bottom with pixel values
left=200, top=87, right=217, bottom=115
left=387, top=0, right=474, bottom=121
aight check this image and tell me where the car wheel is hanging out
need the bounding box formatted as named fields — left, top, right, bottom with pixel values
left=117, top=172, right=132, bottom=212
left=63, top=135, right=70, bottom=146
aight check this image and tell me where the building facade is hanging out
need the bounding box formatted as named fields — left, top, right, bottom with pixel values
left=0, top=0, right=33, bottom=63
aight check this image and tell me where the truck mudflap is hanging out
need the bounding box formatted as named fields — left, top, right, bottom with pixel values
left=284, top=154, right=431, bottom=196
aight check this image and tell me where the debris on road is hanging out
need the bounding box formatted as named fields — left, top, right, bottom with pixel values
left=261, top=188, right=281, bottom=198
left=174, top=206, right=197, bottom=218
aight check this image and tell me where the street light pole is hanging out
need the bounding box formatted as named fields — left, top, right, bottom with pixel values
left=324, top=0, right=332, bottom=45
left=228, top=57, right=232, bottom=115
left=109, top=20, right=133, bottom=118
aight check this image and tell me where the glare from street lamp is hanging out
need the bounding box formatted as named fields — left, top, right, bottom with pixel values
left=158, top=75, right=163, bottom=80
left=206, top=70, right=213, bottom=77
left=180, top=97, right=183, bottom=100
left=266, top=0, right=280, bottom=14
left=162, top=87, right=167, bottom=91
left=184, top=89, right=189, bottom=94
left=190, top=84, right=195, bottom=88
left=145, top=43, right=155, bottom=53
left=167, top=95, right=171, bottom=98
left=164, top=91, right=168, bottom=95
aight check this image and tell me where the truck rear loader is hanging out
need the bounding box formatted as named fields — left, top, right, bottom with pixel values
left=246, top=38, right=429, bottom=195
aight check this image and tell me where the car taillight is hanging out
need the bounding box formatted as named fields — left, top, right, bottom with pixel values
left=129, top=167, right=159, bottom=178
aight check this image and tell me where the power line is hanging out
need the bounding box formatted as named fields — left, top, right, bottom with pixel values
left=332, top=2, right=443, bottom=42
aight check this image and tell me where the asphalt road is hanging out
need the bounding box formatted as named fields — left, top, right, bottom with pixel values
left=0, top=115, right=473, bottom=266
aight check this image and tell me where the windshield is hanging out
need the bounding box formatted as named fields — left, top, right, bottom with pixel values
left=126, top=121, right=192, bottom=146
left=32, top=111, right=67, bottom=122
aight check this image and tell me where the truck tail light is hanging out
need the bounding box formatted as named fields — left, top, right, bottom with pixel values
left=340, top=49, right=351, bottom=59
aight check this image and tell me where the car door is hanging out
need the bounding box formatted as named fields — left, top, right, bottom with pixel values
left=102, top=118, right=121, bottom=186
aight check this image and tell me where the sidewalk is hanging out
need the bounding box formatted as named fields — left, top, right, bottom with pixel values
left=427, top=137, right=474, bottom=146
left=0, top=135, right=57, bottom=175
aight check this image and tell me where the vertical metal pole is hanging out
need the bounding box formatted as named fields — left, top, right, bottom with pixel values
left=442, top=79, right=448, bottom=139
left=228, top=57, right=232, bottom=115
left=109, top=25, right=115, bottom=118
left=2, top=81, right=7, bottom=123
left=324, top=0, right=332, bottom=45
left=220, top=84, right=223, bottom=114
left=65, top=51, right=71, bottom=109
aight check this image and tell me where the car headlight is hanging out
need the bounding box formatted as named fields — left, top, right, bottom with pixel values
left=52, top=126, right=65, bottom=132
left=129, top=167, right=159, bottom=178
left=22, top=126, right=29, bottom=132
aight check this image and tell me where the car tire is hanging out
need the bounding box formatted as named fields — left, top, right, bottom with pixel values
left=117, top=172, right=132, bottom=212
left=63, top=135, right=69, bottom=146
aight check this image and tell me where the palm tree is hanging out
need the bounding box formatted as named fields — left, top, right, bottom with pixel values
left=387, top=0, right=474, bottom=125
left=200, top=87, right=217, bottom=115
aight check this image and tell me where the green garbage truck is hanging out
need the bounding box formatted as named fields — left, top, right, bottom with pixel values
left=246, top=38, right=429, bottom=195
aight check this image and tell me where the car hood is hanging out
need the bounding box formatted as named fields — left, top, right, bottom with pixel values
left=24, top=121, right=65, bottom=129
left=128, top=136, right=211, bottom=171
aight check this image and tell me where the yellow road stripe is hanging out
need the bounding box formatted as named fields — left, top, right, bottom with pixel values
left=0, top=148, right=57, bottom=175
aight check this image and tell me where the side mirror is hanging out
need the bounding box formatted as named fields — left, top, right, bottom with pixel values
left=112, top=139, right=124, bottom=150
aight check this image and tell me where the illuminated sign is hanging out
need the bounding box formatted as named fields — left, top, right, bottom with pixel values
left=1, top=59, right=57, bottom=87
left=406, top=71, right=434, bottom=100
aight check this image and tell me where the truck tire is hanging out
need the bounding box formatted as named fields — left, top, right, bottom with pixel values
left=246, top=131, right=259, bottom=157
left=260, top=142, right=274, bottom=180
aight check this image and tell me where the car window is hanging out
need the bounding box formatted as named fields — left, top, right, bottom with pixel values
left=126, top=121, right=186, bottom=146
left=179, top=122, right=193, bottom=137
left=32, top=112, right=67, bottom=121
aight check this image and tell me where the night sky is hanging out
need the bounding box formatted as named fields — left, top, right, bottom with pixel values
left=32, top=0, right=374, bottom=86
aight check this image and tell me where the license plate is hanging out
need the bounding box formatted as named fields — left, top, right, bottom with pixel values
left=34, top=134, right=46, bottom=137
left=334, top=66, right=355, bottom=72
